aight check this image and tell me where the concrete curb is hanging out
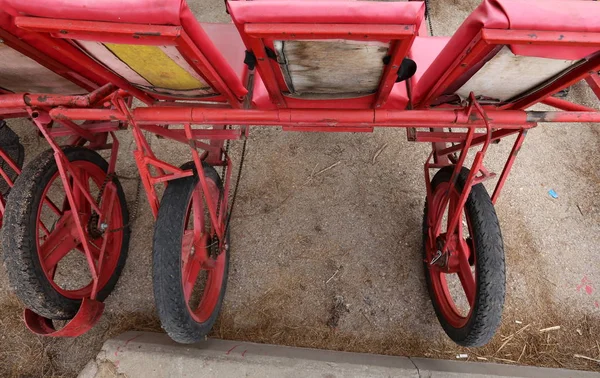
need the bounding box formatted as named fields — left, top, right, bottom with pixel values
left=79, top=331, right=600, bottom=378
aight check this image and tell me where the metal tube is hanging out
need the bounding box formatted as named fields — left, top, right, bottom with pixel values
left=541, top=96, right=596, bottom=112
left=0, top=84, right=117, bottom=109
left=50, top=106, right=600, bottom=127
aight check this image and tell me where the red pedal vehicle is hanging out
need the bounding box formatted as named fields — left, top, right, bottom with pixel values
left=0, top=0, right=598, bottom=347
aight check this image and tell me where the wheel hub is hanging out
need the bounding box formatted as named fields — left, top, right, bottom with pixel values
left=430, top=234, right=462, bottom=273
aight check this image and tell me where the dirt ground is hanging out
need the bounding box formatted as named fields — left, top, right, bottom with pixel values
left=1, top=0, right=600, bottom=377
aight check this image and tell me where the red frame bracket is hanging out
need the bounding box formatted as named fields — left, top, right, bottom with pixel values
left=13, top=16, right=244, bottom=107
left=416, top=28, right=600, bottom=109
left=240, top=22, right=416, bottom=109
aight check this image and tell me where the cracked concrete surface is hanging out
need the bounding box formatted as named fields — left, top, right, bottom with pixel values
left=77, top=332, right=600, bottom=378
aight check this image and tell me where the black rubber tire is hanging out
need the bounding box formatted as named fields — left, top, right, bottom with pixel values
left=423, top=166, right=505, bottom=347
left=1, top=146, right=130, bottom=320
left=153, top=162, right=229, bottom=344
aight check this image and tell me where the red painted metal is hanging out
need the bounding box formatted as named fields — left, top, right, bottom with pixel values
left=481, top=29, right=600, bottom=47
left=374, top=35, right=415, bottom=108
left=417, top=31, right=497, bottom=108
left=0, top=194, right=5, bottom=223
left=24, top=298, right=104, bottom=337
left=181, top=174, right=226, bottom=323
left=242, top=22, right=418, bottom=109
left=54, top=119, right=98, bottom=142
left=436, top=129, right=518, bottom=158
left=426, top=181, right=476, bottom=328
left=0, top=84, right=116, bottom=109
left=244, top=23, right=415, bottom=40
left=176, top=33, right=245, bottom=107
left=30, top=111, right=124, bottom=302
left=35, top=158, right=124, bottom=300
left=50, top=105, right=600, bottom=127
left=415, top=28, right=600, bottom=109
left=246, top=36, right=288, bottom=108
left=15, top=16, right=182, bottom=44
left=0, top=148, right=22, bottom=178
left=15, top=16, right=245, bottom=107
left=282, top=126, right=374, bottom=133
left=1, top=1, right=599, bottom=341
left=511, top=58, right=600, bottom=110
left=427, top=95, right=493, bottom=260
left=185, top=123, right=224, bottom=240
left=585, top=72, right=600, bottom=100
left=491, top=129, right=527, bottom=204
left=0, top=109, right=29, bottom=119
left=0, top=28, right=100, bottom=92
left=541, top=96, right=597, bottom=112
left=49, top=121, right=122, bottom=138
left=22, top=31, right=155, bottom=104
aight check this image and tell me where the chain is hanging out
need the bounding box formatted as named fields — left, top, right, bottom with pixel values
left=208, top=128, right=246, bottom=256
left=224, top=136, right=247, bottom=238
left=424, top=0, right=434, bottom=36
left=215, top=130, right=231, bottom=225
left=210, top=129, right=231, bottom=257
left=117, top=169, right=143, bottom=233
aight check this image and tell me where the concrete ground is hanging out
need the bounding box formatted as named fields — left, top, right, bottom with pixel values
left=79, top=332, right=600, bottom=378
left=0, top=0, right=599, bottom=377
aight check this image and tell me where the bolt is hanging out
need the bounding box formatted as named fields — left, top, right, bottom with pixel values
left=99, top=223, right=108, bottom=231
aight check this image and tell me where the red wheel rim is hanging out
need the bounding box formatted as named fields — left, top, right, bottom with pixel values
left=427, top=182, right=476, bottom=328
left=181, top=179, right=226, bottom=324
left=35, top=161, right=124, bottom=299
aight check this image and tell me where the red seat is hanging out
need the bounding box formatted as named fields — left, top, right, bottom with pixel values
left=3, top=0, right=248, bottom=103
left=201, top=23, right=247, bottom=90
left=229, top=0, right=424, bottom=110
left=408, top=36, right=450, bottom=102
left=413, top=0, right=600, bottom=108
left=0, top=8, right=108, bottom=94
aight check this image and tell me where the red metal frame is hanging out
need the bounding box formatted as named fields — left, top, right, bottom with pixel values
left=0, top=9, right=598, bottom=341
left=415, top=29, right=600, bottom=109
left=239, top=22, right=416, bottom=109
left=16, top=16, right=244, bottom=108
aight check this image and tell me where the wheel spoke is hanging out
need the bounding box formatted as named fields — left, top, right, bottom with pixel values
left=182, top=231, right=194, bottom=265
left=38, top=221, right=51, bottom=237
left=39, top=212, right=81, bottom=270
left=182, top=230, right=213, bottom=300
left=432, top=196, right=446, bottom=236
left=447, top=191, right=457, bottom=233
left=41, top=231, right=80, bottom=272
left=182, top=255, right=202, bottom=301
left=80, top=240, right=103, bottom=260
left=457, top=240, right=476, bottom=305
left=202, top=258, right=216, bottom=270
left=72, top=168, right=90, bottom=214
left=191, top=189, right=204, bottom=244
left=43, top=196, right=63, bottom=216
left=194, top=254, right=224, bottom=318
